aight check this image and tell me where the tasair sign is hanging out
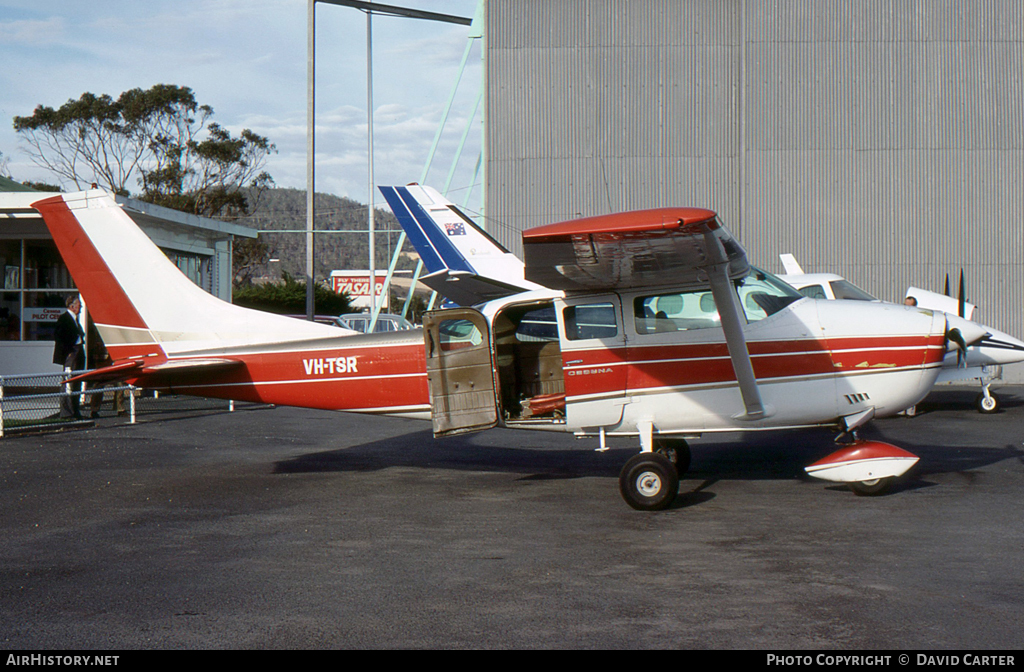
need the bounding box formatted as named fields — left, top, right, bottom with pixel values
left=330, top=271, right=388, bottom=310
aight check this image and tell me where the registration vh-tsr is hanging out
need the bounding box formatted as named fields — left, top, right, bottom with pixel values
left=32, top=188, right=992, bottom=510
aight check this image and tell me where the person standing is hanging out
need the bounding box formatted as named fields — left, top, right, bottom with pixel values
left=53, top=295, right=85, bottom=419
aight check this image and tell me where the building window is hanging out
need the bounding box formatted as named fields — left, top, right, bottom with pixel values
left=0, top=239, right=77, bottom=342
left=0, top=238, right=215, bottom=342
left=163, top=250, right=212, bottom=293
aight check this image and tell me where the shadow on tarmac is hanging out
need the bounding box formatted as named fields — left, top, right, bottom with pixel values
left=273, top=386, right=1022, bottom=503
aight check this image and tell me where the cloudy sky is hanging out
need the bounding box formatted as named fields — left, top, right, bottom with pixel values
left=0, top=0, right=483, bottom=207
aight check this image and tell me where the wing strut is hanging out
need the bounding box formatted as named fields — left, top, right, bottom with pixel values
left=703, top=230, right=770, bottom=420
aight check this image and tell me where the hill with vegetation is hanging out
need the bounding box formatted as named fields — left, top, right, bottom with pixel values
left=238, top=187, right=416, bottom=283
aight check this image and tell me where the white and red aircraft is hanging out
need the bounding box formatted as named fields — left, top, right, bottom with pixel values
left=32, top=188, right=985, bottom=510
left=778, top=254, right=1024, bottom=414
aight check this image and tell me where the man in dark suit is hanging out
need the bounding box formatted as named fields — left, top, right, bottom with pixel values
left=53, top=295, right=85, bottom=419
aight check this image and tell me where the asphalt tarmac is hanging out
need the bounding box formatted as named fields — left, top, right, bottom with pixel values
left=2, top=386, right=1022, bottom=649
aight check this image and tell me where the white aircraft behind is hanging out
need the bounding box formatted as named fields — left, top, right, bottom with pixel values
left=777, top=254, right=1024, bottom=413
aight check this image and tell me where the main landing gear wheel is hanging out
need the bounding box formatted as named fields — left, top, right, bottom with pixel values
left=619, top=453, right=679, bottom=511
left=653, top=438, right=691, bottom=476
left=975, top=392, right=999, bottom=414
left=848, top=477, right=894, bottom=497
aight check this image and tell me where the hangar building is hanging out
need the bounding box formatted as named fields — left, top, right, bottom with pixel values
left=481, top=0, right=1024, bottom=381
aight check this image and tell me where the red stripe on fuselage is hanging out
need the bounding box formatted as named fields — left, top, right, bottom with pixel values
left=564, top=336, right=945, bottom=397
left=130, top=340, right=430, bottom=412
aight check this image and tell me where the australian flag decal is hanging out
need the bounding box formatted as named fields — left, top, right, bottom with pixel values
left=444, top=222, right=466, bottom=236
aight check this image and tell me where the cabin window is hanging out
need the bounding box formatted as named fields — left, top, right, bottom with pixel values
left=633, top=291, right=720, bottom=334
left=514, top=304, right=558, bottom=342
left=563, top=302, right=617, bottom=340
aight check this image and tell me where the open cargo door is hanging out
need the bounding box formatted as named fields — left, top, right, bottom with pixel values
left=423, top=308, right=498, bottom=436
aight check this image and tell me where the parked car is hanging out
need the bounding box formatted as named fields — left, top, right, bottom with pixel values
left=334, top=313, right=416, bottom=334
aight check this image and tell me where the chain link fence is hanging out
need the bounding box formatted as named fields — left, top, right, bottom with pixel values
left=0, top=370, right=271, bottom=437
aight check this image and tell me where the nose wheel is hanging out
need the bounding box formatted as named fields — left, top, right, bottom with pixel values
left=975, top=390, right=999, bottom=414
left=619, top=453, right=679, bottom=511
left=848, top=477, right=894, bottom=496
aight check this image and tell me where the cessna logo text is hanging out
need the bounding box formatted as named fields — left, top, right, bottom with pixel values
left=303, top=357, right=358, bottom=375
left=567, top=367, right=613, bottom=376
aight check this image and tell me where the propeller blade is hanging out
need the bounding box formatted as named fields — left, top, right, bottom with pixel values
left=945, top=314, right=990, bottom=369
left=944, top=273, right=950, bottom=297
left=946, top=326, right=967, bottom=368
left=958, top=269, right=965, bottom=319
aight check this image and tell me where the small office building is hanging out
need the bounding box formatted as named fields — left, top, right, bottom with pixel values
left=0, top=177, right=256, bottom=375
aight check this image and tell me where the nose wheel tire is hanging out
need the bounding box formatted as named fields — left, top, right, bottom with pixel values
left=619, top=453, right=679, bottom=511
left=848, top=477, right=894, bottom=496
left=975, top=392, right=999, bottom=414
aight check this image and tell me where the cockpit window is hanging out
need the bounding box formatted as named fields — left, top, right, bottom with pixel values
left=829, top=279, right=877, bottom=301
left=633, top=267, right=802, bottom=335
left=798, top=284, right=828, bottom=300
left=736, top=268, right=804, bottom=322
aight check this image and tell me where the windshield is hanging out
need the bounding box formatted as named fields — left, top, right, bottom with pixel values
left=829, top=279, right=877, bottom=301
left=737, top=267, right=804, bottom=320
left=632, top=266, right=803, bottom=334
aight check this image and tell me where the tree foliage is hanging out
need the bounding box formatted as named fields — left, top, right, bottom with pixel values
left=232, top=272, right=353, bottom=316
left=13, top=84, right=275, bottom=218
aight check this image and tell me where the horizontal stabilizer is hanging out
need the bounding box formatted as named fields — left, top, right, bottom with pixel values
left=66, top=360, right=144, bottom=384
left=67, top=357, right=245, bottom=386
left=419, top=269, right=536, bottom=307
left=141, top=358, right=245, bottom=375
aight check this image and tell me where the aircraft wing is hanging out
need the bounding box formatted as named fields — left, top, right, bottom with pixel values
left=379, top=184, right=543, bottom=305
left=906, top=286, right=975, bottom=320
left=521, top=207, right=749, bottom=291
left=523, top=208, right=766, bottom=419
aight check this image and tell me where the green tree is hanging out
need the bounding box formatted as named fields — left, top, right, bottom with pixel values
left=232, top=273, right=353, bottom=315
left=13, top=84, right=275, bottom=218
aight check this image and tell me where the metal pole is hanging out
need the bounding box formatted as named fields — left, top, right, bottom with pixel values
left=443, top=88, right=483, bottom=194
left=306, top=0, right=317, bottom=320
left=366, top=10, right=378, bottom=330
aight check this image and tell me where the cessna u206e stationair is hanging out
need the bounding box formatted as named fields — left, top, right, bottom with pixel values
left=385, top=185, right=1024, bottom=417
left=33, top=190, right=982, bottom=510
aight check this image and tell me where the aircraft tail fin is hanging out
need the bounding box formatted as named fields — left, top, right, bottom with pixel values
left=779, top=253, right=805, bottom=275
left=32, top=190, right=354, bottom=362
left=379, top=184, right=542, bottom=305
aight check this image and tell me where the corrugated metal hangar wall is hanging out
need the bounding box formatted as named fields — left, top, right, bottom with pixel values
left=483, top=0, right=1024, bottom=381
